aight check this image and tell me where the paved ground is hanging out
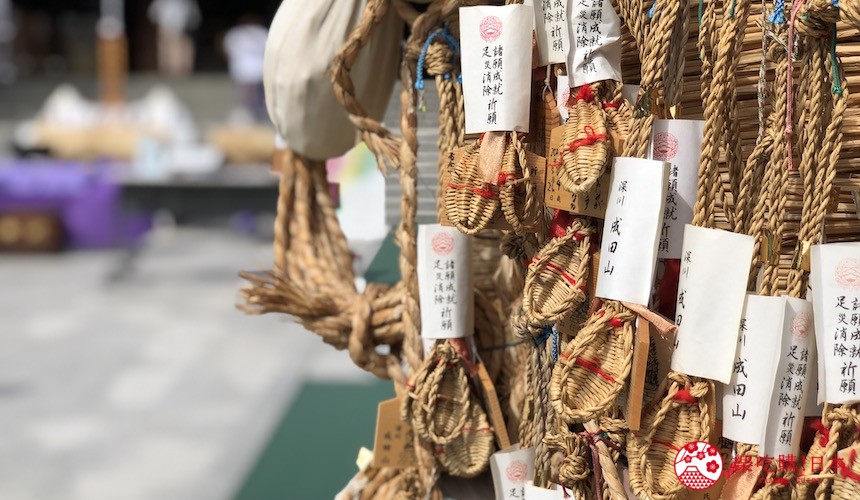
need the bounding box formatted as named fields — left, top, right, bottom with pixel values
left=0, top=226, right=377, bottom=500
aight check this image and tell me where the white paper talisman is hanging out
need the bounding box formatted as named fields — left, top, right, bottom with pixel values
left=490, top=445, right=535, bottom=500
left=417, top=224, right=474, bottom=339
left=534, top=0, right=569, bottom=66
left=566, top=0, right=622, bottom=87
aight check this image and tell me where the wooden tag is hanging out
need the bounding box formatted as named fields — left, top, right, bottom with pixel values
left=626, top=317, right=651, bottom=431
left=478, top=132, right=507, bottom=184
left=476, top=362, right=512, bottom=450
left=828, top=187, right=841, bottom=214
left=440, top=146, right=546, bottom=232
left=544, top=126, right=610, bottom=218
left=372, top=398, right=417, bottom=469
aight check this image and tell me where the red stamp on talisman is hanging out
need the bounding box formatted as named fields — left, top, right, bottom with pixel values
left=836, top=258, right=860, bottom=290
left=432, top=232, right=454, bottom=256
left=791, top=311, right=813, bottom=341
left=653, top=132, right=680, bottom=161
left=480, top=16, right=502, bottom=42
left=506, top=460, right=528, bottom=484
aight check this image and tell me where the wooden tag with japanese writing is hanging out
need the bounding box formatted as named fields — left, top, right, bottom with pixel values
left=544, top=126, right=610, bottom=218
left=372, top=398, right=417, bottom=469
left=626, top=317, right=651, bottom=431
left=440, top=146, right=546, bottom=232
left=476, top=362, right=512, bottom=450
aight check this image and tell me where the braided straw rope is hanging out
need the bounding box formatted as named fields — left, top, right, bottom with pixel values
left=788, top=11, right=851, bottom=500
left=845, top=0, right=860, bottom=29
left=620, top=0, right=717, bottom=497
left=550, top=300, right=636, bottom=424
left=603, top=81, right=633, bottom=156
left=557, top=83, right=612, bottom=193
left=522, top=218, right=595, bottom=323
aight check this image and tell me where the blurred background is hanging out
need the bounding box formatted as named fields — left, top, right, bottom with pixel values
left=0, top=1, right=448, bottom=498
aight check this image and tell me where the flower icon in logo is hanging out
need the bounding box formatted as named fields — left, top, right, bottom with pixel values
left=506, top=460, right=528, bottom=484
left=675, top=441, right=723, bottom=490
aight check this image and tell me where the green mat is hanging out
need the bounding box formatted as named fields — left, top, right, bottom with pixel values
left=234, top=381, right=394, bottom=500
left=235, top=232, right=402, bottom=499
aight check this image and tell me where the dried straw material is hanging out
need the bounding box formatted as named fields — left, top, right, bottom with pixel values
left=550, top=300, right=635, bottom=424
left=832, top=443, right=860, bottom=500
left=522, top=217, right=595, bottom=324
left=627, top=373, right=714, bottom=500
left=403, top=342, right=474, bottom=446
left=797, top=405, right=860, bottom=499
left=845, top=0, right=860, bottom=30
left=556, top=83, right=611, bottom=193
left=434, top=396, right=495, bottom=478
left=445, top=133, right=538, bottom=235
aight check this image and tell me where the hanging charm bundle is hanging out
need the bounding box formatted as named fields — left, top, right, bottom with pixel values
left=241, top=0, right=860, bottom=498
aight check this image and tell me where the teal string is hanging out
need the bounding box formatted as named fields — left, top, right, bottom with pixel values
left=698, top=0, right=704, bottom=24
left=831, top=25, right=843, bottom=95
left=551, top=325, right=559, bottom=364
left=729, top=0, right=737, bottom=18
left=648, top=0, right=658, bottom=18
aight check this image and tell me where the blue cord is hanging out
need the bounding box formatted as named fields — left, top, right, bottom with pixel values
left=648, top=0, right=658, bottom=19
left=533, top=326, right=552, bottom=347
left=415, top=26, right=461, bottom=92
left=769, top=0, right=786, bottom=24
left=551, top=325, right=559, bottom=364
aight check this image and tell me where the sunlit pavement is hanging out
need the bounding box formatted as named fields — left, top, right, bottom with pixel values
left=0, top=227, right=376, bottom=500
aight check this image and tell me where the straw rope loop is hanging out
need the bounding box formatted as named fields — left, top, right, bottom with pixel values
left=331, top=0, right=403, bottom=172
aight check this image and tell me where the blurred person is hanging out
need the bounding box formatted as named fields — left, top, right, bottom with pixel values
left=0, top=0, right=14, bottom=83
left=222, top=14, right=267, bottom=121
left=148, top=0, right=199, bottom=76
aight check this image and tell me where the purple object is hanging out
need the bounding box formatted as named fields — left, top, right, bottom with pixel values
left=0, top=160, right=151, bottom=249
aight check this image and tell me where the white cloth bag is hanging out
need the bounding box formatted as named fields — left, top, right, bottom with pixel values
left=263, top=0, right=401, bottom=160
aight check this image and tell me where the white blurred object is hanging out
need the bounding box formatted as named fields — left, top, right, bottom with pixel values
left=165, top=144, right=224, bottom=175
left=148, top=0, right=200, bottom=34
left=129, top=85, right=198, bottom=144
left=40, top=85, right=98, bottom=126
left=15, top=84, right=202, bottom=161
left=148, top=0, right=200, bottom=76
left=224, top=25, right=268, bottom=85
left=263, top=0, right=401, bottom=160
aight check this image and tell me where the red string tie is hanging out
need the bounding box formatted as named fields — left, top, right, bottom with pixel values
left=574, top=356, right=616, bottom=383
left=672, top=389, right=697, bottom=403
left=567, top=126, right=608, bottom=154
